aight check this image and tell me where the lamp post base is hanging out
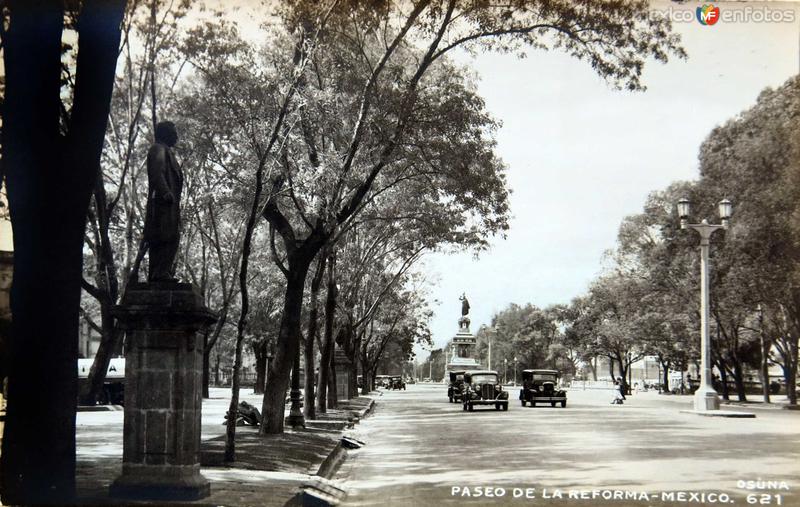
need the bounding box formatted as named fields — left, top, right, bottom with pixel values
left=693, top=386, right=720, bottom=411
left=286, top=390, right=305, bottom=429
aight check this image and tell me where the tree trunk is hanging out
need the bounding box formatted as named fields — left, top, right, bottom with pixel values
left=787, top=335, right=797, bottom=405
left=79, top=301, right=119, bottom=404
left=224, top=323, right=246, bottom=461
left=351, top=335, right=361, bottom=397
left=225, top=118, right=268, bottom=459
left=619, top=359, right=629, bottom=395
left=590, top=356, right=598, bottom=381
left=1, top=2, right=125, bottom=503
left=360, top=348, right=370, bottom=395
left=214, top=352, right=220, bottom=387
left=327, top=352, right=338, bottom=409
left=661, top=362, right=670, bottom=392
left=608, top=357, right=615, bottom=380
left=252, top=339, right=270, bottom=395
left=304, top=256, right=326, bottom=420
left=759, top=335, right=771, bottom=403
left=718, top=358, right=730, bottom=400
left=81, top=183, right=122, bottom=405
left=202, top=342, right=211, bottom=398
left=732, top=358, right=747, bottom=402
left=260, top=261, right=312, bottom=434
left=316, top=252, right=336, bottom=414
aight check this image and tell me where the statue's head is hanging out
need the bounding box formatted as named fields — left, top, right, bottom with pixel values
left=155, top=121, right=178, bottom=147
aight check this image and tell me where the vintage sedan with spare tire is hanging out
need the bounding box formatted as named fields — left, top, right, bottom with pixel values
left=462, top=370, right=509, bottom=411
left=520, top=369, right=567, bottom=407
left=447, top=370, right=466, bottom=403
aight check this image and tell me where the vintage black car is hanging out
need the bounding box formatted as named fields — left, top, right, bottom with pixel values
left=389, top=376, right=406, bottom=390
left=462, top=370, right=509, bottom=411
left=447, top=370, right=466, bottom=403
left=520, top=369, right=567, bottom=407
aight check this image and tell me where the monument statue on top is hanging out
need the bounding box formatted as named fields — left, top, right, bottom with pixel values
left=446, top=292, right=480, bottom=378
left=112, top=121, right=215, bottom=501
left=458, top=293, right=471, bottom=332
left=143, top=120, right=183, bottom=282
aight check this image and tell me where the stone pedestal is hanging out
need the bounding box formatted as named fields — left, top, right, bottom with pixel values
left=334, top=349, right=353, bottom=401
left=110, top=282, right=217, bottom=501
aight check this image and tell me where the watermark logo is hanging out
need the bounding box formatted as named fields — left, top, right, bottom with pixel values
left=696, top=4, right=721, bottom=25
left=651, top=5, right=795, bottom=24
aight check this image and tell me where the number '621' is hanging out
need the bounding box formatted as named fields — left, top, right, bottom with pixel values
left=747, top=494, right=784, bottom=505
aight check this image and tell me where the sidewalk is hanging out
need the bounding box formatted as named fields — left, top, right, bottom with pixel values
left=73, top=389, right=377, bottom=506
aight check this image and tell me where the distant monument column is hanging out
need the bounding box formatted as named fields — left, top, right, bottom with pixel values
left=445, top=293, right=481, bottom=376
left=110, top=282, right=217, bottom=500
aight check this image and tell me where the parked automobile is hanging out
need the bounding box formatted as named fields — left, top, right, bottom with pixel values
left=447, top=370, right=466, bottom=403
left=390, top=376, right=406, bottom=390
left=462, top=370, right=509, bottom=411
left=78, top=357, right=125, bottom=405
left=519, top=369, right=567, bottom=408
left=376, top=375, right=391, bottom=388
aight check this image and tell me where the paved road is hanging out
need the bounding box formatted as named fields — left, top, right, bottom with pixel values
left=336, top=384, right=800, bottom=506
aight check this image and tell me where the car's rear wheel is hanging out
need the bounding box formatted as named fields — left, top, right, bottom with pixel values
left=495, top=403, right=500, bottom=410
left=531, top=401, right=536, bottom=407
left=551, top=401, right=556, bottom=407
left=502, top=403, right=508, bottom=411
left=561, top=400, right=567, bottom=408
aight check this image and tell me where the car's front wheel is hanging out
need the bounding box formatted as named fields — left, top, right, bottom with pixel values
left=561, top=400, right=567, bottom=408
left=520, top=399, right=526, bottom=407
left=502, top=403, right=508, bottom=411
left=467, top=403, right=474, bottom=412
left=449, top=396, right=453, bottom=403
left=551, top=401, right=556, bottom=407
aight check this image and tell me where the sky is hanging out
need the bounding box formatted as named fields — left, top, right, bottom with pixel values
left=417, top=1, right=800, bottom=357
left=0, top=0, right=797, bottom=360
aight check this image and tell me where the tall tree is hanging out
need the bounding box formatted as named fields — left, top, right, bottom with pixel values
left=80, top=0, right=190, bottom=405
left=1, top=0, right=126, bottom=502
left=257, top=0, right=684, bottom=433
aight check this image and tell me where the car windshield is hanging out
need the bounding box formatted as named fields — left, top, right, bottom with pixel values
left=470, top=374, right=497, bottom=384
left=532, top=374, right=557, bottom=382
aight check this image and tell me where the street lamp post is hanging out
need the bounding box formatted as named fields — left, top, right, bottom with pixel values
left=513, top=356, right=518, bottom=385
left=286, top=349, right=305, bottom=428
left=756, top=304, right=771, bottom=403
left=677, top=197, right=732, bottom=412
left=488, top=332, right=492, bottom=371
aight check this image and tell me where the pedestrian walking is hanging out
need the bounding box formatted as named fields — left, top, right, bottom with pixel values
left=617, top=377, right=627, bottom=401
left=611, top=380, right=624, bottom=405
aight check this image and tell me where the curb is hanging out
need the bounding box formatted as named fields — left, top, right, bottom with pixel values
left=315, top=397, right=375, bottom=479
left=316, top=441, right=347, bottom=479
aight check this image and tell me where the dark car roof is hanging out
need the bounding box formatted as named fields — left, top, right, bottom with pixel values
left=465, top=370, right=499, bottom=376
left=522, top=369, right=559, bottom=375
